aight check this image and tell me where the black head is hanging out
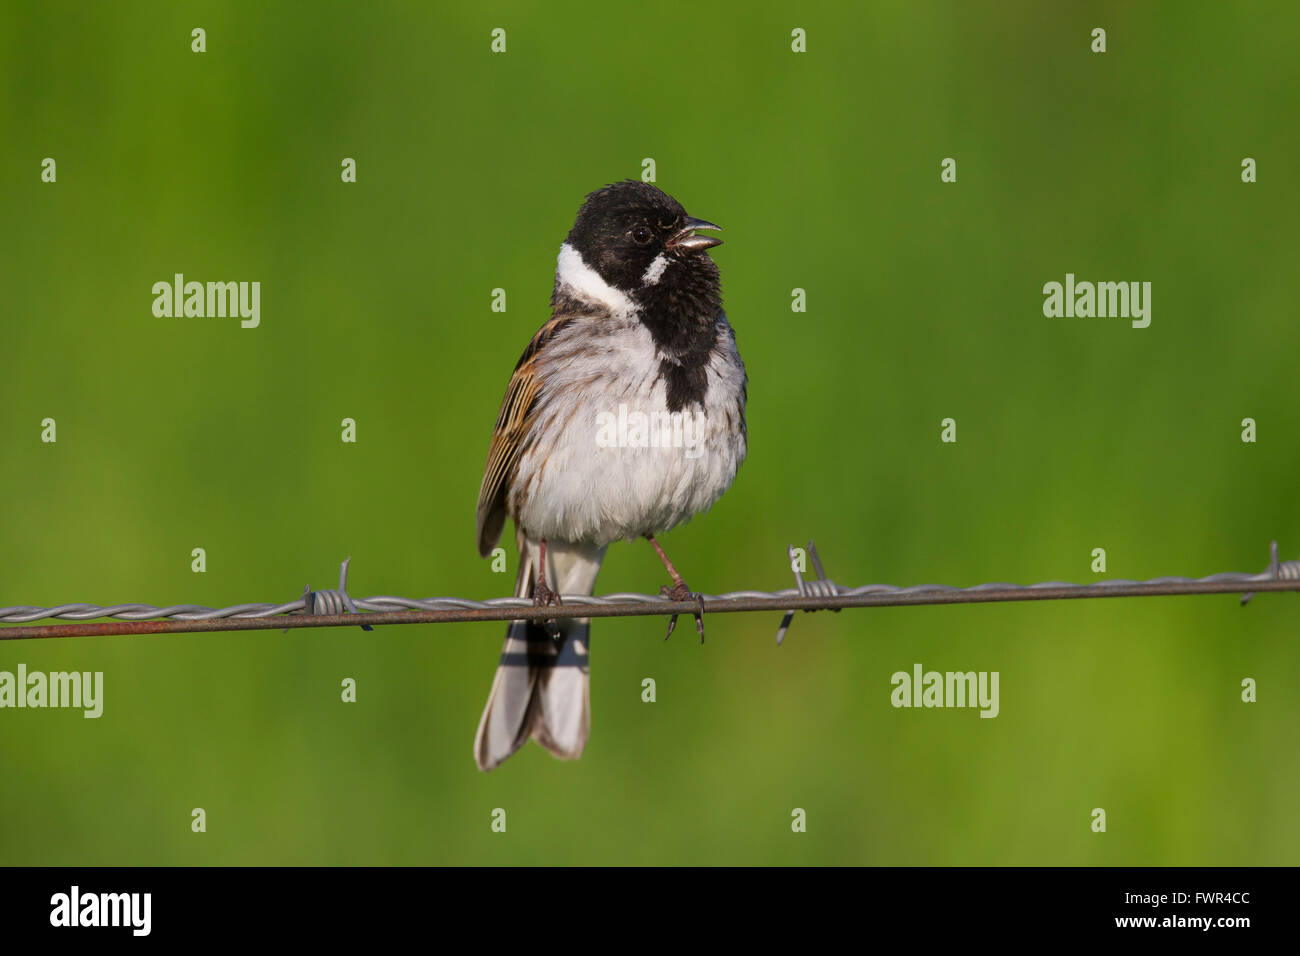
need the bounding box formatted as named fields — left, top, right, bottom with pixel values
left=563, top=181, right=722, bottom=303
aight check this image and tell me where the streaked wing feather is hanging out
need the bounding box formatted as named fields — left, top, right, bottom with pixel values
left=475, top=315, right=573, bottom=557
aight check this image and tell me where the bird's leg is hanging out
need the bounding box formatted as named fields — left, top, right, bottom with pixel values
left=646, top=534, right=705, bottom=643
left=533, top=538, right=562, bottom=638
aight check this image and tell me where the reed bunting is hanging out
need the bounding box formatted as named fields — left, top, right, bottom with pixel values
left=473, top=180, right=747, bottom=771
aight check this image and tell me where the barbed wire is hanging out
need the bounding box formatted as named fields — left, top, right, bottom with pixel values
left=1, top=541, right=1296, bottom=642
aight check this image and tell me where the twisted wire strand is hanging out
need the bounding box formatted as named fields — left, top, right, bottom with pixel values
left=0, top=561, right=1291, bottom=627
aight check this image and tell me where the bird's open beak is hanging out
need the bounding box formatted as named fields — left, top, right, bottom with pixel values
left=667, top=217, right=722, bottom=255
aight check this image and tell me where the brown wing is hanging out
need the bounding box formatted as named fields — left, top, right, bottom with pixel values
left=475, top=315, right=573, bottom=557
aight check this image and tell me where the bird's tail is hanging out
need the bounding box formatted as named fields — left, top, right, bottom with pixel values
left=474, top=533, right=607, bottom=771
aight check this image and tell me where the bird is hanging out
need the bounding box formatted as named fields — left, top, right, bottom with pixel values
left=472, top=180, right=748, bottom=771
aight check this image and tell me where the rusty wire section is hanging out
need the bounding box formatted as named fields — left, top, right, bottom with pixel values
left=1, top=541, right=1296, bottom=642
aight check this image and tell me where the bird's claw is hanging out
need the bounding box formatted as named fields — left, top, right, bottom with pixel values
left=534, top=581, right=563, bottom=639
left=661, top=582, right=705, bottom=643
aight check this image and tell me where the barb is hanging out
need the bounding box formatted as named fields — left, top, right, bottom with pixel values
left=776, top=541, right=841, bottom=645
left=0, top=542, right=1295, bottom=641
left=283, top=556, right=372, bottom=633
left=1240, top=540, right=1300, bottom=606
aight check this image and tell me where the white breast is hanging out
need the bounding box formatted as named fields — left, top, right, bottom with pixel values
left=513, top=312, right=747, bottom=547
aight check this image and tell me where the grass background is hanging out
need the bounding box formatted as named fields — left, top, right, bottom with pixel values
left=1, top=0, right=1297, bottom=864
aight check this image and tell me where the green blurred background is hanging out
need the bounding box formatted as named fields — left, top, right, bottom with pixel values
left=2, top=0, right=1297, bottom=865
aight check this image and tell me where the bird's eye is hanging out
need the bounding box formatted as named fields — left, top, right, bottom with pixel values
left=632, top=225, right=653, bottom=245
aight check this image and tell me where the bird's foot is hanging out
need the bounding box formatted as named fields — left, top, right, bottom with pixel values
left=534, top=580, right=563, bottom=639
left=660, top=581, right=705, bottom=643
